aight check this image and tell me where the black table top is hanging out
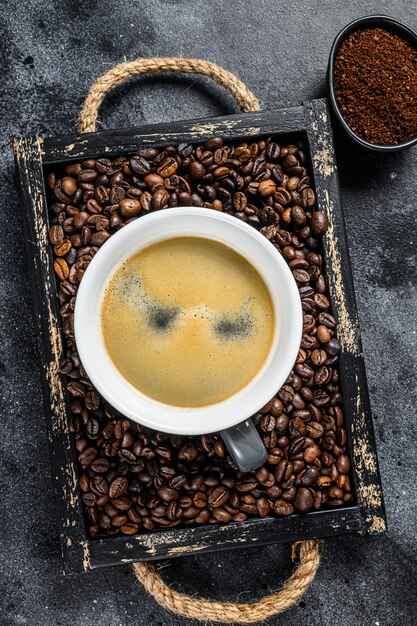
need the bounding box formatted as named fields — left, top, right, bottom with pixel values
left=1, top=1, right=416, bottom=625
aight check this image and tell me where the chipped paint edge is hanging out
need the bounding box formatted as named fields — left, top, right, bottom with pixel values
left=322, top=189, right=361, bottom=356
left=305, top=101, right=386, bottom=535
left=352, top=373, right=386, bottom=533
left=13, top=136, right=85, bottom=572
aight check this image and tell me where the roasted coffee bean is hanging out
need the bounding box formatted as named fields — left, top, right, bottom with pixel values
left=275, top=460, right=293, bottom=484
left=90, top=458, right=110, bottom=473
left=256, top=497, right=271, bottom=517
left=119, top=449, right=136, bottom=463
left=193, top=492, right=207, bottom=508
left=239, top=502, right=258, bottom=515
left=318, top=312, right=336, bottom=328
left=233, top=191, right=247, bottom=211
left=109, top=477, right=128, bottom=498
left=324, top=338, right=342, bottom=356
left=194, top=509, right=210, bottom=524
left=157, top=486, right=179, bottom=502
left=130, top=156, right=151, bottom=176
left=311, top=211, right=328, bottom=236
left=80, top=226, right=91, bottom=245
left=300, top=386, right=313, bottom=402
left=316, top=274, right=326, bottom=293
left=267, top=448, right=283, bottom=465
left=119, top=197, right=141, bottom=217
left=295, top=362, right=314, bottom=380
left=336, top=454, right=350, bottom=474
left=300, top=467, right=320, bottom=486
left=311, top=348, right=327, bottom=366
left=294, top=487, right=314, bottom=512
left=86, top=507, right=99, bottom=526
left=337, top=428, right=348, bottom=447
left=278, top=385, right=294, bottom=403
left=79, top=473, right=90, bottom=492
left=61, top=177, right=77, bottom=196
left=79, top=169, right=98, bottom=183
left=317, top=325, right=331, bottom=343
left=49, top=224, right=64, bottom=245
left=263, top=430, right=277, bottom=448
left=177, top=442, right=198, bottom=462
left=214, top=440, right=225, bottom=457
left=54, top=238, right=72, bottom=257
left=166, top=501, right=180, bottom=520
left=67, top=381, right=85, bottom=397
left=90, top=231, right=110, bottom=247
left=82, top=492, right=97, bottom=507
left=306, top=421, right=324, bottom=439
left=182, top=506, right=200, bottom=519
left=208, top=486, right=229, bottom=508
left=188, top=161, right=205, bottom=181
left=274, top=187, right=291, bottom=206
left=54, top=257, right=69, bottom=280
left=275, top=414, right=289, bottom=433
left=156, top=157, right=178, bottom=177
left=313, top=389, right=330, bottom=407
left=314, top=366, right=332, bottom=386
left=288, top=436, right=305, bottom=456
left=266, top=142, right=281, bottom=161
left=236, top=478, right=257, bottom=492
left=273, top=500, right=294, bottom=516
left=211, top=508, right=232, bottom=523
left=170, top=474, right=187, bottom=489
left=258, top=179, right=276, bottom=196
left=265, top=485, right=281, bottom=499
left=255, top=466, right=269, bottom=484
left=281, top=486, right=297, bottom=501
left=203, top=473, right=219, bottom=488
left=120, top=523, right=139, bottom=535
left=86, top=418, right=100, bottom=439
left=85, top=391, right=100, bottom=411
left=314, top=293, right=330, bottom=310
left=300, top=187, right=315, bottom=208
left=260, top=414, right=275, bottom=432
left=269, top=398, right=284, bottom=416
left=303, top=443, right=320, bottom=463
left=78, top=447, right=98, bottom=466
left=293, top=269, right=310, bottom=283
left=90, top=476, right=108, bottom=496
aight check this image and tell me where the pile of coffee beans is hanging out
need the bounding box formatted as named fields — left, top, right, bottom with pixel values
left=46, top=136, right=353, bottom=538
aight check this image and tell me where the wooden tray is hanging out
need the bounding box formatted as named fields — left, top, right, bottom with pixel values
left=13, top=99, right=386, bottom=574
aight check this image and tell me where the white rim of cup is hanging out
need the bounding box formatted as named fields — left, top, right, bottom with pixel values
left=74, top=207, right=303, bottom=435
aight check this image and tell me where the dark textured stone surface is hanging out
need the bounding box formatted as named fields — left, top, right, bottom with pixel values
left=1, top=1, right=416, bottom=624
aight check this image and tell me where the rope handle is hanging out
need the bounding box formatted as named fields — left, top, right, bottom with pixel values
left=133, top=540, right=321, bottom=624
left=79, top=57, right=261, bottom=133
left=79, top=58, right=321, bottom=623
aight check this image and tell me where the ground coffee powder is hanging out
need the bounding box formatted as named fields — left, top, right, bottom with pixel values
left=334, top=27, right=417, bottom=145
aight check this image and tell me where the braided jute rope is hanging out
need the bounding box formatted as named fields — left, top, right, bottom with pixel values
left=79, top=58, right=321, bottom=623
left=133, top=540, right=321, bottom=623
left=79, top=57, right=260, bottom=133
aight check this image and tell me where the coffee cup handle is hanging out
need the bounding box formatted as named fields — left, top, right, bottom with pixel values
left=220, top=419, right=267, bottom=473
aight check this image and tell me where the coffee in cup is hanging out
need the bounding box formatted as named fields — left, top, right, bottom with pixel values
left=101, top=236, right=275, bottom=408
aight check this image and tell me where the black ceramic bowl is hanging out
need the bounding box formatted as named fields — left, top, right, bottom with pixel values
left=327, top=15, right=417, bottom=152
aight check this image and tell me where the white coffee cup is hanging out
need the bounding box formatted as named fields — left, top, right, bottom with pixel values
left=74, top=207, right=302, bottom=472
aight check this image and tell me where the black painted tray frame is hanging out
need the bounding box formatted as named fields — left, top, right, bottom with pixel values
left=13, top=99, right=386, bottom=575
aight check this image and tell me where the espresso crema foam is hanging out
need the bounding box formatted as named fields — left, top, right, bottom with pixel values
left=101, top=237, right=275, bottom=407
